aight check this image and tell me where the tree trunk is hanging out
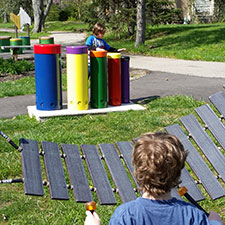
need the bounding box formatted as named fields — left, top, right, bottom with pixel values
left=135, top=0, right=146, bottom=48
left=32, top=0, right=43, bottom=33
left=3, top=12, right=9, bottom=23
left=42, top=0, right=53, bottom=28
left=32, top=0, right=53, bottom=33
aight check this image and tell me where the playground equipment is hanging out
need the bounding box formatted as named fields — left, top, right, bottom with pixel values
left=107, top=53, right=122, bottom=106
left=28, top=45, right=147, bottom=120
left=34, top=44, right=62, bottom=111
left=121, top=56, right=130, bottom=103
left=2, top=94, right=225, bottom=203
left=10, top=38, right=23, bottom=54
left=4, top=7, right=32, bottom=59
left=19, top=36, right=31, bottom=50
left=0, top=36, right=11, bottom=53
left=10, top=7, right=31, bottom=38
left=90, top=50, right=108, bottom=109
left=33, top=45, right=131, bottom=112
left=39, top=37, right=54, bottom=44
left=66, top=46, right=89, bottom=111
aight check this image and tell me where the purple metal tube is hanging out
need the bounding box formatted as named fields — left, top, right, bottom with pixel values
left=121, top=56, right=130, bottom=103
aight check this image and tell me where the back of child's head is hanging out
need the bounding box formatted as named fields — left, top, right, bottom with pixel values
left=132, top=132, right=188, bottom=197
left=93, top=23, right=106, bottom=35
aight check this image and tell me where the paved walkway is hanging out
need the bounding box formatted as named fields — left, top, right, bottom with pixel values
left=1, top=32, right=225, bottom=118
left=129, top=55, right=225, bottom=78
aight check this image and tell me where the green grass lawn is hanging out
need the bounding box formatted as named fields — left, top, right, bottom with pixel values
left=1, top=95, right=225, bottom=224
left=44, top=21, right=89, bottom=32
left=106, top=23, right=225, bottom=62
left=0, top=74, right=67, bottom=98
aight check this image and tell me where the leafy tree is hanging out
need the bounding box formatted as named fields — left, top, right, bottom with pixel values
left=0, top=0, right=10, bottom=22
left=0, top=0, right=32, bottom=23
left=78, top=0, right=181, bottom=45
left=146, top=0, right=182, bottom=25
left=214, top=0, right=225, bottom=22
left=61, top=0, right=92, bottom=20
left=80, top=0, right=137, bottom=38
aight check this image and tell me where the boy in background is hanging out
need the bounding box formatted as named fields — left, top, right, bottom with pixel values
left=85, top=132, right=223, bottom=225
left=85, top=23, right=126, bottom=52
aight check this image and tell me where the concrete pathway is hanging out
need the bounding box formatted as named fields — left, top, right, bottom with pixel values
left=130, top=71, right=225, bottom=103
left=30, top=31, right=87, bottom=46
left=129, top=55, right=225, bottom=78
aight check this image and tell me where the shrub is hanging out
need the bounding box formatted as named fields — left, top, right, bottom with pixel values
left=0, top=58, right=34, bottom=75
left=46, top=4, right=61, bottom=21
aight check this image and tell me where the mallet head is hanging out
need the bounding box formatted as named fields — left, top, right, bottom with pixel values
left=85, top=201, right=96, bottom=212
left=178, top=186, right=188, bottom=197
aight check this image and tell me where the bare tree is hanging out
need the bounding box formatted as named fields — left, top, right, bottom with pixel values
left=135, top=0, right=146, bottom=47
left=32, top=0, right=53, bottom=33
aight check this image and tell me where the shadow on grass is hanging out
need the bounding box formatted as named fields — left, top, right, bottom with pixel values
left=132, top=95, right=160, bottom=105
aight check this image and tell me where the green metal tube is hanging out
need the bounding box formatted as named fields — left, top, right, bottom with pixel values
left=90, top=51, right=108, bottom=109
left=19, top=36, right=31, bottom=50
left=10, top=38, right=23, bottom=54
left=39, top=37, right=54, bottom=44
left=0, top=36, right=11, bottom=53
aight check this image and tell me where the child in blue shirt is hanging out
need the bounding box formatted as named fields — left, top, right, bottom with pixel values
left=84, top=132, right=223, bottom=225
left=85, top=23, right=126, bottom=52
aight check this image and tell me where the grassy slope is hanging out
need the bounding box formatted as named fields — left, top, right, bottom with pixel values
left=106, top=23, right=225, bottom=62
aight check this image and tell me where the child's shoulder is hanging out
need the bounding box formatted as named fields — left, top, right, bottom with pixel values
left=87, top=34, right=95, bottom=40
left=109, top=199, right=137, bottom=223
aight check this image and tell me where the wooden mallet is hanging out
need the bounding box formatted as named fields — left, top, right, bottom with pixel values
left=178, top=186, right=209, bottom=216
left=85, top=201, right=96, bottom=214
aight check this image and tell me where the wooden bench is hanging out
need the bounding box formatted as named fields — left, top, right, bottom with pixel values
left=1, top=91, right=225, bottom=204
